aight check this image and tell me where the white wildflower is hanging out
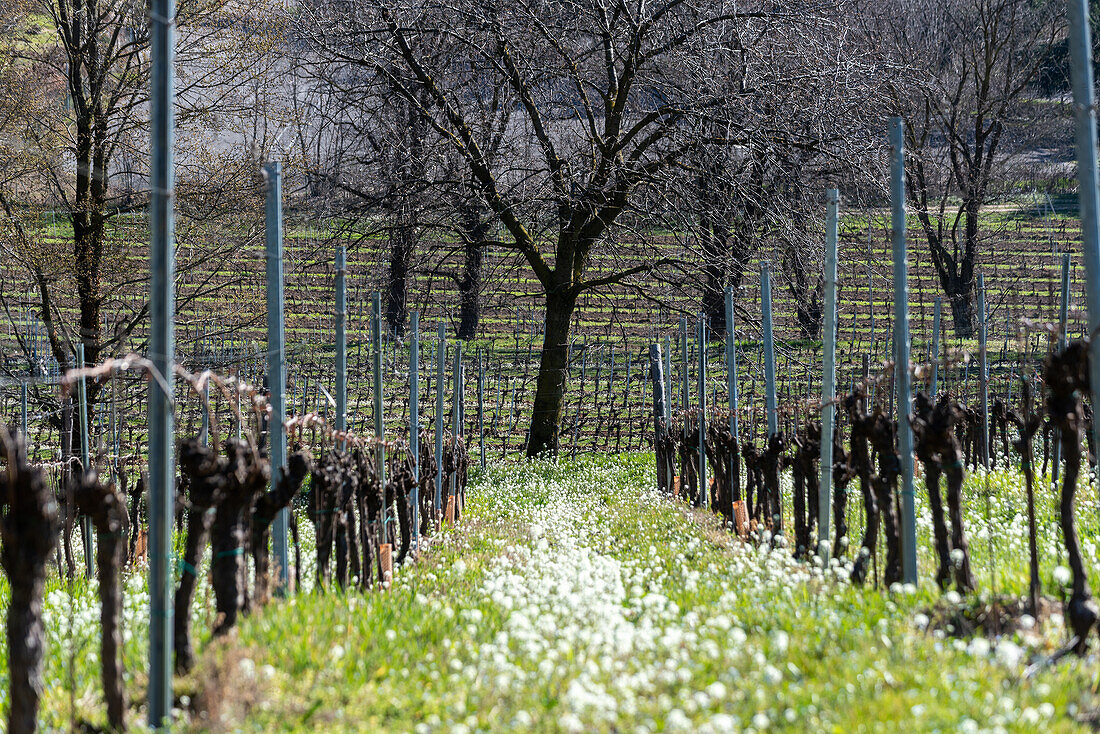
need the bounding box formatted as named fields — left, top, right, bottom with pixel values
left=763, top=665, right=783, bottom=685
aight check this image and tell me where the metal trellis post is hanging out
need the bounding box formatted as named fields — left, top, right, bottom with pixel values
left=979, top=275, right=991, bottom=473
left=650, top=343, right=668, bottom=492
left=77, top=342, right=93, bottom=578
left=336, top=244, right=347, bottom=439
left=697, top=315, right=707, bottom=509
left=20, top=382, right=27, bottom=438
left=819, top=187, right=839, bottom=559
left=410, top=312, right=420, bottom=551
left=680, top=318, right=689, bottom=413
left=200, top=381, right=209, bottom=447
left=478, top=348, right=485, bottom=469
left=725, top=286, right=739, bottom=438
left=890, top=117, right=918, bottom=586
left=147, top=0, right=176, bottom=718
left=373, top=292, right=386, bottom=530
left=1052, top=253, right=1071, bottom=487
left=435, top=324, right=445, bottom=512
left=264, top=160, right=290, bottom=594
left=450, top=341, right=463, bottom=503
left=663, top=335, right=673, bottom=423
left=761, top=262, right=778, bottom=436
left=930, top=297, right=942, bottom=397
left=1068, top=0, right=1100, bottom=507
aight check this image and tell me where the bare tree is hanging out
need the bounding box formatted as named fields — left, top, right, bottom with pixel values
left=293, top=16, right=513, bottom=339
left=303, top=0, right=830, bottom=455
left=677, top=10, right=884, bottom=337
left=866, top=0, right=1063, bottom=338
left=0, top=1, right=277, bottom=444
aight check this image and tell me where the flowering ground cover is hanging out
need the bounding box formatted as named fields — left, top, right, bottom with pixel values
left=200, top=455, right=1098, bottom=732
left=6, top=453, right=1100, bottom=731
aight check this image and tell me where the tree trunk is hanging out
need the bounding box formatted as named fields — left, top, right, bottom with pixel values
left=386, top=217, right=415, bottom=337
left=73, top=211, right=104, bottom=365
left=73, top=88, right=107, bottom=369
left=457, top=204, right=487, bottom=341
left=947, top=283, right=975, bottom=340
left=174, top=505, right=212, bottom=673
left=783, top=241, right=822, bottom=340
left=384, top=98, right=426, bottom=337
left=527, top=289, right=577, bottom=457
left=6, top=580, right=47, bottom=734
left=796, top=300, right=824, bottom=341
left=699, top=213, right=727, bottom=335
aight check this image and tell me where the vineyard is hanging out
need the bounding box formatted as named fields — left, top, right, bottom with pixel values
left=5, top=200, right=1100, bottom=731
left=2, top=201, right=1083, bottom=458
left=6, top=212, right=1100, bottom=730
left=6, top=0, right=1100, bottom=732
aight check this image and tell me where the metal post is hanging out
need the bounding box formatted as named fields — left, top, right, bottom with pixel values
left=200, top=381, right=209, bottom=446
left=697, top=315, right=707, bottom=509
left=410, top=312, right=420, bottom=551
left=336, top=244, right=347, bottom=437
left=452, top=341, right=463, bottom=441
left=77, top=342, right=93, bottom=578
left=478, top=349, right=485, bottom=469
left=890, top=117, right=918, bottom=585
left=1059, top=252, right=1072, bottom=350
left=761, top=262, right=778, bottom=436
left=819, top=187, right=839, bottom=559
left=650, top=343, right=668, bottom=492
left=608, top=347, right=615, bottom=401
left=1053, top=254, right=1071, bottom=486
left=20, top=382, right=27, bottom=437
left=930, top=297, right=942, bottom=397
left=978, top=275, right=991, bottom=472
left=373, top=292, right=386, bottom=529
left=147, top=0, right=176, bottom=717
left=1069, top=0, right=1100, bottom=503
left=264, top=161, right=289, bottom=594
left=450, top=341, right=462, bottom=501
left=680, top=317, right=689, bottom=413
left=725, top=286, right=739, bottom=438
left=434, top=324, right=445, bottom=512
left=663, top=335, right=673, bottom=423
left=110, top=373, right=118, bottom=477
left=236, top=369, right=243, bottom=441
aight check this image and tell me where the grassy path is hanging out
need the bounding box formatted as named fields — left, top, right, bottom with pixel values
left=199, top=456, right=1093, bottom=732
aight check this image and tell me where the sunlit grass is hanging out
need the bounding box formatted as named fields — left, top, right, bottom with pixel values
left=192, top=455, right=1097, bottom=731
left=4, top=453, right=1100, bottom=730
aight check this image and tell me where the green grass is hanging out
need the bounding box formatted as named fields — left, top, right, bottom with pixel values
left=156, top=455, right=1100, bottom=732
left=4, top=453, right=1100, bottom=729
